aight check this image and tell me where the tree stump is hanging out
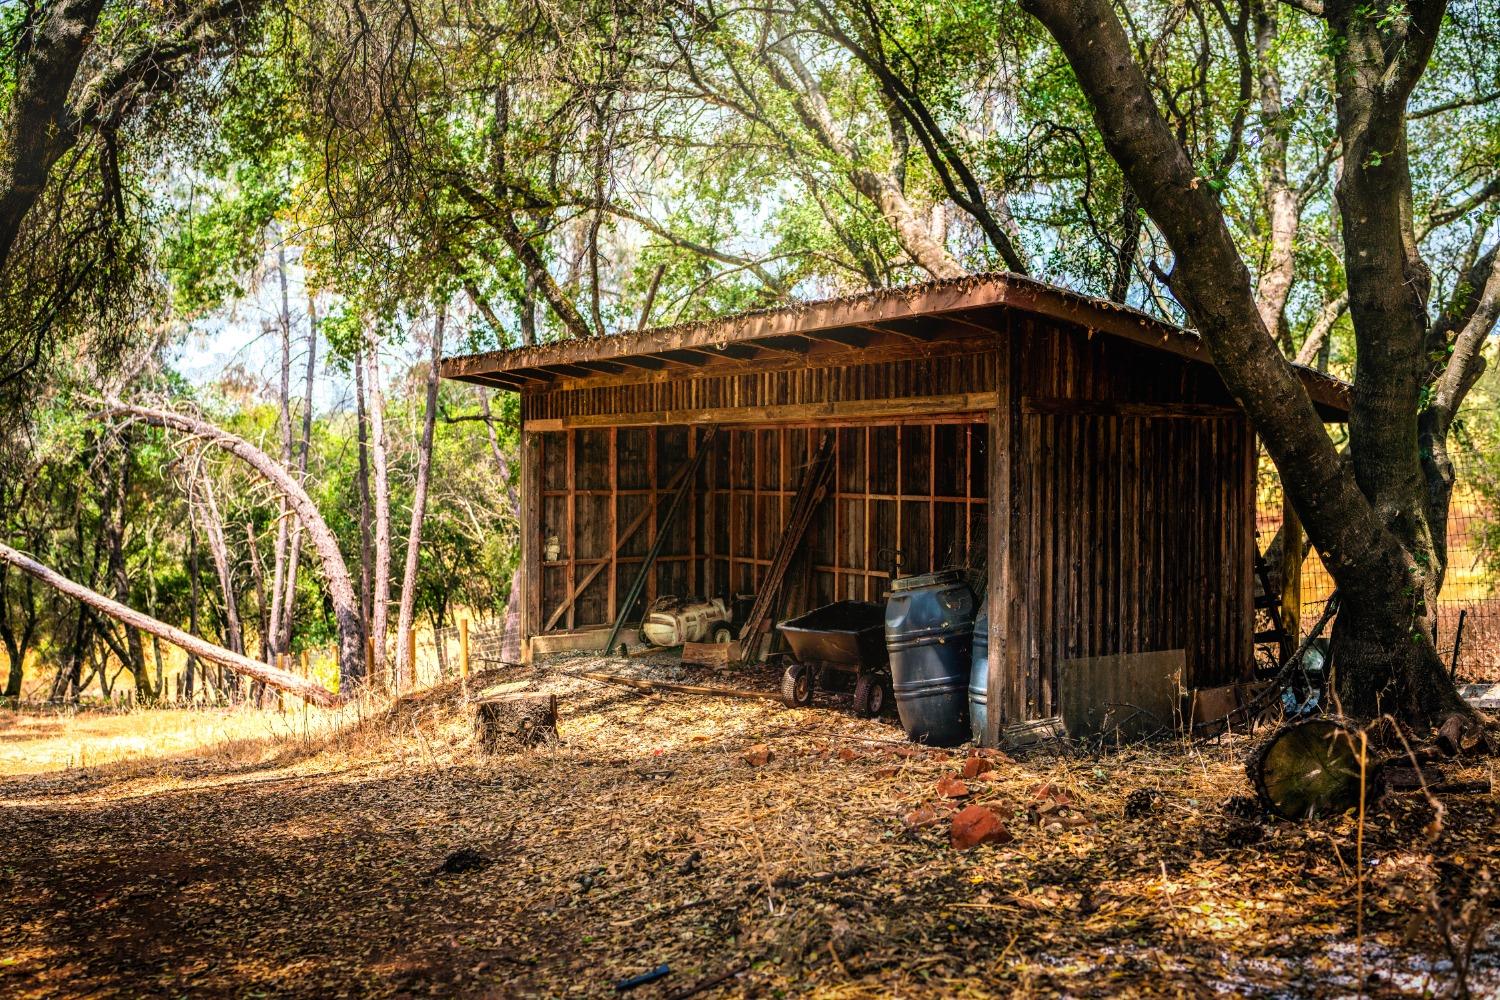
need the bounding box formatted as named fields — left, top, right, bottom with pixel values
left=473, top=693, right=559, bottom=752
left=1247, top=718, right=1382, bottom=820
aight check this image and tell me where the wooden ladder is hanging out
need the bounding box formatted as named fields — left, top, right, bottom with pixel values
left=1253, top=552, right=1289, bottom=649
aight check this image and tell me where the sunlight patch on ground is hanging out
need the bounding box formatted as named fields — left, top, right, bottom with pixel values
left=0, top=705, right=354, bottom=776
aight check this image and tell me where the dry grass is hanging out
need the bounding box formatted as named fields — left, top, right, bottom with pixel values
left=0, top=702, right=361, bottom=775
left=2, top=655, right=1498, bottom=998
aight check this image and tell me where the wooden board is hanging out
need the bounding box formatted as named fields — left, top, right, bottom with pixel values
left=681, top=641, right=738, bottom=667
left=529, top=628, right=638, bottom=656
left=1059, top=649, right=1185, bottom=740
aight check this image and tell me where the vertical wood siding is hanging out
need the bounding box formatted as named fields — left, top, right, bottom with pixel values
left=518, top=312, right=1254, bottom=725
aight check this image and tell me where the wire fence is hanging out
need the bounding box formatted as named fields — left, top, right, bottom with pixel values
left=1257, top=444, right=1499, bottom=682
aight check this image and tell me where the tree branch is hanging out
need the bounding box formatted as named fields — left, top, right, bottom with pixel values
left=0, top=541, right=340, bottom=706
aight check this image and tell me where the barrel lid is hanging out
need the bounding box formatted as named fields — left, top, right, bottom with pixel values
left=890, top=569, right=967, bottom=592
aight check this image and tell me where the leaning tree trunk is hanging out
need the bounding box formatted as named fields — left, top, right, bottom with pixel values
left=1020, top=0, right=1473, bottom=730
left=0, top=542, right=341, bottom=706
left=104, top=402, right=365, bottom=691
left=193, top=470, right=244, bottom=656
left=395, top=308, right=444, bottom=689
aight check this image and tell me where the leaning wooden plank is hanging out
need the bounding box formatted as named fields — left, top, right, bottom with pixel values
left=543, top=457, right=696, bottom=632
left=604, top=426, right=720, bottom=654
left=737, top=432, right=837, bottom=666
left=570, top=670, right=782, bottom=703
left=0, top=541, right=342, bottom=707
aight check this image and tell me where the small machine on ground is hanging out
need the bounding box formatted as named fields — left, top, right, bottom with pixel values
left=641, top=596, right=735, bottom=647
left=774, top=600, right=892, bottom=717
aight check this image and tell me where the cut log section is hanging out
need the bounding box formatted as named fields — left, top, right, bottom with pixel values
left=473, top=693, right=559, bottom=752
left=1247, top=718, right=1382, bottom=820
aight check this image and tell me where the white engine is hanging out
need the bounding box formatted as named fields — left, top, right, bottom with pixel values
left=641, top=597, right=733, bottom=647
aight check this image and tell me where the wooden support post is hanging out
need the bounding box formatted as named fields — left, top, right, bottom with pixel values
left=1280, top=493, right=1302, bottom=665
left=986, top=318, right=1016, bottom=746
left=521, top=431, right=542, bottom=665
left=460, top=618, right=471, bottom=684
left=300, top=650, right=309, bottom=677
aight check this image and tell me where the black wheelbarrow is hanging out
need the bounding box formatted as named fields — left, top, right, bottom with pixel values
left=774, top=601, right=892, bottom=717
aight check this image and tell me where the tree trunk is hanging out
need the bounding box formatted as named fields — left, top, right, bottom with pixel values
left=194, top=470, right=244, bottom=657
left=106, top=401, right=365, bottom=691
left=1020, top=0, right=1470, bottom=729
left=267, top=245, right=295, bottom=664
left=184, top=519, right=199, bottom=701
left=1250, top=0, right=1300, bottom=338
left=49, top=604, right=91, bottom=704
left=280, top=291, right=319, bottom=648
left=395, top=307, right=445, bottom=689
left=0, top=541, right=341, bottom=706
left=367, top=343, right=393, bottom=686
left=355, top=344, right=375, bottom=632
left=0, top=565, right=24, bottom=698
left=244, top=520, right=270, bottom=689
left=0, top=0, right=108, bottom=268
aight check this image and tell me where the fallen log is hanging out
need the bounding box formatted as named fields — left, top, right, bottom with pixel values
left=0, top=541, right=342, bottom=707
left=1247, top=717, right=1382, bottom=820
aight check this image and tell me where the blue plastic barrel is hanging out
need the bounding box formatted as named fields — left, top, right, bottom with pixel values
left=885, top=571, right=975, bottom=746
left=969, top=608, right=989, bottom=745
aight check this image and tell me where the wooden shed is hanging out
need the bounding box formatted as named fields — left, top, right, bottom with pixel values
left=440, top=274, right=1349, bottom=743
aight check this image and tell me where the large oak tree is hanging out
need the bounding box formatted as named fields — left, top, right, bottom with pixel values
left=1022, top=0, right=1499, bottom=727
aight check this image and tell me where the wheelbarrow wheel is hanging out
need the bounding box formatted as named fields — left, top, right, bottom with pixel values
left=781, top=662, right=815, bottom=708
left=853, top=673, right=888, bottom=718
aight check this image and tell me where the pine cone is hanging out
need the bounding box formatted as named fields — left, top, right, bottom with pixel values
left=1124, top=788, right=1158, bottom=819
left=1221, top=795, right=1262, bottom=820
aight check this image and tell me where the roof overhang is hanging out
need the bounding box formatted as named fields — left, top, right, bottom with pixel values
left=440, top=273, right=1351, bottom=421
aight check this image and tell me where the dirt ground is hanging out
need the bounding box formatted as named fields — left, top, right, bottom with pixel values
left=2, top=655, right=1498, bottom=999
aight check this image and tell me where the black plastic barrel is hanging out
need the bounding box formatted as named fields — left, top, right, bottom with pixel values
left=969, top=609, right=989, bottom=745
left=885, top=570, right=975, bottom=746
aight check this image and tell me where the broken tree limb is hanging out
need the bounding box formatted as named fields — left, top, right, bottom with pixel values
left=0, top=541, right=342, bottom=707
left=100, top=400, right=365, bottom=691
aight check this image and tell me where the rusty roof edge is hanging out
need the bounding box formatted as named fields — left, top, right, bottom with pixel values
left=437, top=272, right=1199, bottom=377
left=437, top=271, right=1352, bottom=417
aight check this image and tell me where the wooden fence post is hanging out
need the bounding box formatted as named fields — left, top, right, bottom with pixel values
left=1280, top=494, right=1303, bottom=665
left=460, top=618, right=471, bottom=684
